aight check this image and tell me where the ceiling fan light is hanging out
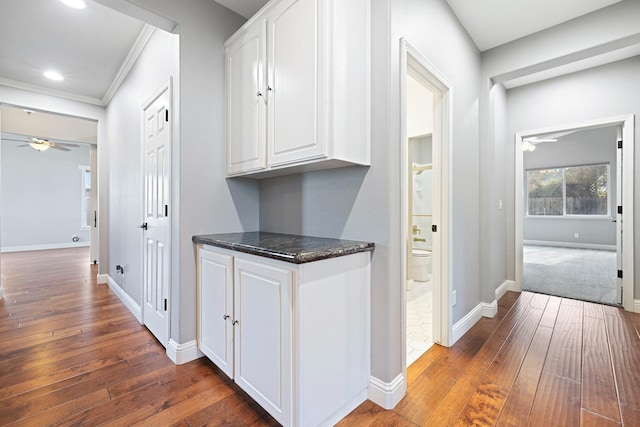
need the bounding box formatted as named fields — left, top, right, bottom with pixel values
left=59, top=0, right=87, bottom=9
left=29, top=142, right=50, bottom=151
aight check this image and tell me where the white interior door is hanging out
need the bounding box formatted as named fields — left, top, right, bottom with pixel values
left=89, top=145, right=98, bottom=264
left=615, top=127, right=623, bottom=305
left=142, top=82, right=171, bottom=346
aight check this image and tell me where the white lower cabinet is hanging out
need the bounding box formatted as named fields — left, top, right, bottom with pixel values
left=197, top=244, right=371, bottom=427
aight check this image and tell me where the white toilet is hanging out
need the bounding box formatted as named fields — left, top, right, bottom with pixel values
left=412, top=249, right=432, bottom=282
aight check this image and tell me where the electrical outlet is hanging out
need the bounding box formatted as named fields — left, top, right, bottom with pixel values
left=452, top=290, right=456, bottom=306
left=574, top=233, right=579, bottom=239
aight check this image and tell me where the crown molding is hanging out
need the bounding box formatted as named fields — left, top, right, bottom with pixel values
left=102, top=24, right=156, bottom=105
left=0, top=78, right=105, bottom=106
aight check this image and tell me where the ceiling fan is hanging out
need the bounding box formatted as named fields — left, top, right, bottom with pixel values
left=3, top=136, right=80, bottom=152
left=522, top=130, right=575, bottom=152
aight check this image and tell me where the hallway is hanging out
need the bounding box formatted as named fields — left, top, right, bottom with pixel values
left=2, top=249, right=640, bottom=425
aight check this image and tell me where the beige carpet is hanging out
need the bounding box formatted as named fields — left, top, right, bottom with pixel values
left=523, top=245, right=618, bottom=306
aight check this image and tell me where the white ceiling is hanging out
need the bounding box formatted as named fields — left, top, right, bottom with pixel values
left=0, top=105, right=97, bottom=144
left=214, top=0, right=624, bottom=51
left=445, top=0, right=623, bottom=51
left=0, top=0, right=632, bottom=111
left=0, top=0, right=146, bottom=106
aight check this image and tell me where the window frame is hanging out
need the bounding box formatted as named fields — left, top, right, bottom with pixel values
left=526, top=162, right=611, bottom=219
left=79, top=165, right=91, bottom=230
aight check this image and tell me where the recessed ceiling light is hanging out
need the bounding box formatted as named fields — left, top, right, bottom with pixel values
left=44, top=70, right=64, bottom=81
left=59, top=0, right=87, bottom=9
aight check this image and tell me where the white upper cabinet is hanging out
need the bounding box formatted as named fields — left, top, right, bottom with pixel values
left=226, top=21, right=267, bottom=175
left=225, top=0, right=370, bottom=178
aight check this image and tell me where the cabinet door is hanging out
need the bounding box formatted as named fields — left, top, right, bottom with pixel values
left=197, top=248, right=234, bottom=378
left=234, top=258, right=292, bottom=425
left=226, top=21, right=267, bottom=175
left=267, top=0, right=327, bottom=166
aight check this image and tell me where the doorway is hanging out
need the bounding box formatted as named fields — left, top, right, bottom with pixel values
left=400, top=39, right=452, bottom=370
left=515, top=115, right=635, bottom=311
left=0, top=105, right=99, bottom=264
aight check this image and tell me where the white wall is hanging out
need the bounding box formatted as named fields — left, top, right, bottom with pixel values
left=523, top=126, right=617, bottom=247
left=1, top=139, right=91, bottom=250
left=106, top=28, right=179, bottom=304
left=505, top=58, right=640, bottom=300
left=108, top=0, right=257, bottom=345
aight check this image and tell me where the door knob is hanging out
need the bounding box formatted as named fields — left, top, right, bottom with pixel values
left=138, top=222, right=148, bottom=230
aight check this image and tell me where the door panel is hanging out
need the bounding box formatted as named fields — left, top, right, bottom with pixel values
left=198, top=249, right=234, bottom=378
left=227, top=22, right=266, bottom=174
left=142, top=84, right=171, bottom=346
left=267, top=0, right=325, bottom=165
left=234, top=258, right=291, bottom=425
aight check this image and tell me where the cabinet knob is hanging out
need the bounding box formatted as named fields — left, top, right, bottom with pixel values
left=223, top=314, right=230, bottom=320
left=267, top=86, right=273, bottom=91
left=232, top=320, right=239, bottom=326
left=257, top=91, right=263, bottom=97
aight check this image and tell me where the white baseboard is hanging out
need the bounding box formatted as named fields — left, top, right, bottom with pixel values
left=524, top=240, right=616, bottom=251
left=495, top=280, right=517, bottom=301
left=1, top=241, right=90, bottom=253
left=634, top=300, right=640, bottom=314
left=167, top=339, right=202, bottom=365
left=97, top=274, right=108, bottom=284
left=451, top=299, right=498, bottom=344
left=106, top=275, right=142, bottom=323
left=368, top=374, right=406, bottom=409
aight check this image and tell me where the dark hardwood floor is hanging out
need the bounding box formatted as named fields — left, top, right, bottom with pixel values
left=1, top=248, right=639, bottom=426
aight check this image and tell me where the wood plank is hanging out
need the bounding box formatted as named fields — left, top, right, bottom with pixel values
left=392, top=317, right=498, bottom=425
left=581, top=316, right=620, bottom=421
left=12, top=389, right=111, bottom=427
left=584, top=302, right=605, bottom=319
left=336, top=400, right=384, bottom=427
left=581, top=409, right=621, bottom=427
left=603, top=311, right=640, bottom=411
left=543, top=303, right=583, bottom=382
left=406, top=344, right=445, bottom=385
left=482, top=306, right=544, bottom=388
left=528, top=372, right=581, bottom=427
left=496, top=326, right=553, bottom=427
left=454, top=382, right=509, bottom=426
left=405, top=292, right=536, bottom=425
left=181, top=387, right=279, bottom=427
left=539, top=296, right=561, bottom=328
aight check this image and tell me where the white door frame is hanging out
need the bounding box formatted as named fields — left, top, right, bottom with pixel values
left=141, top=78, right=173, bottom=345
left=400, top=38, right=453, bottom=369
left=514, top=115, right=634, bottom=311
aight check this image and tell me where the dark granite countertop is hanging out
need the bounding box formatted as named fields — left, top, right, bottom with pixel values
left=192, top=232, right=374, bottom=264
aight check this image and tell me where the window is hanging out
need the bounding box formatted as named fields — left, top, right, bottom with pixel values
left=527, top=164, right=609, bottom=217
left=80, top=165, right=91, bottom=229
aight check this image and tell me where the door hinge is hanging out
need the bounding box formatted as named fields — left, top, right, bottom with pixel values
left=618, top=206, right=622, bottom=215
left=164, top=204, right=169, bottom=217
left=164, top=298, right=168, bottom=311
left=432, top=225, right=438, bottom=232
left=618, top=140, right=622, bottom=149
left=618, top=270, right=623, bottom=279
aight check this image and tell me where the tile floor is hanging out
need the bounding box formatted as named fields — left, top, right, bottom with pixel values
left=406, top=278, right=433, bottom=366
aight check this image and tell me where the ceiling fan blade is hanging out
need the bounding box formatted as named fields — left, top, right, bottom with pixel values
left=2, top=138, right=30, bottom=143
left=16, top=144, right=30, bottom=147
left=54, top=142, right=80, bottom=148
left=50, top=145, right=71, bottom=152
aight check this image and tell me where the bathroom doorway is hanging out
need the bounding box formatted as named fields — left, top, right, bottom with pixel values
left=401, top=39, right=452, bottom=367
